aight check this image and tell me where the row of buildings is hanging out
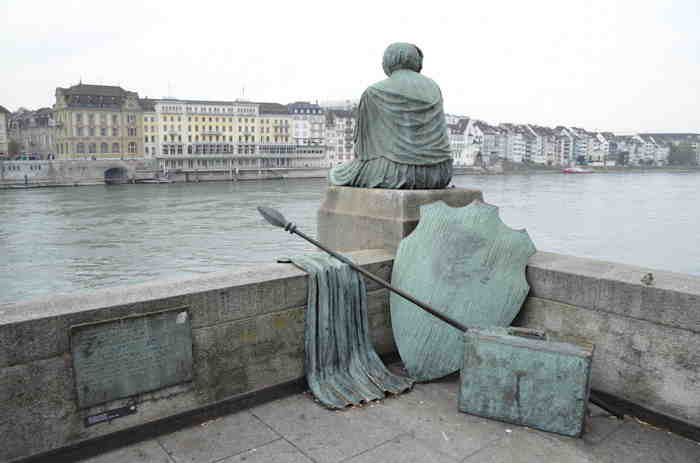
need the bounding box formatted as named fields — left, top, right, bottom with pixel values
left=2, top=83, right=357, bottom=172
left=2, top=83, right=699, bottom=169
left=445, top=116, right=700, bottom=167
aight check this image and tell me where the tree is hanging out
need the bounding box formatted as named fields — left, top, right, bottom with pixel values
left=8, top=139, right=21, bottom=156
left=668, top=142, right=697, bottom=165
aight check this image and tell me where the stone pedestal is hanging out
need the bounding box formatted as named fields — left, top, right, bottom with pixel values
left=317, top=186, right=483, bottom=253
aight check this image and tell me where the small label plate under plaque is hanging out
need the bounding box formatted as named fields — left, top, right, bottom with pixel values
left=85, top=405, right=138, bottom=427
left=71, top=307, right=193, bottom=408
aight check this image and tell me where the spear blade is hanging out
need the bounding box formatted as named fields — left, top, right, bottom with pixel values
left=256, top=205, right=470, bottom=333
left=257, top=206, right=288, bottom=229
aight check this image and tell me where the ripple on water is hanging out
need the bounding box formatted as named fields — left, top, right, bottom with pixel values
left=1, top=173, right=699, bottom=304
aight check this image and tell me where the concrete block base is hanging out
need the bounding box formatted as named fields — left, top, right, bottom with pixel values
left=317, top=186, right=483, bottom=253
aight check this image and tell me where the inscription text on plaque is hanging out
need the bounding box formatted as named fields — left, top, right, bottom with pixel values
left=71, top=308, right=193, bottom=408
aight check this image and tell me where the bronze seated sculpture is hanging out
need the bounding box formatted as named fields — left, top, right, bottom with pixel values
left=329, top=42, right=453, bottom=189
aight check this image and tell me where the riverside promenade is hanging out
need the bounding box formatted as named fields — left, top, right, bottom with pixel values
left=78, top=365, right=699, bottom=463
left=3, top=186, right=699, bottom=462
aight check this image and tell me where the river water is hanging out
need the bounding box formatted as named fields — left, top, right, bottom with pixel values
left=1, top=171, right=698, bottom=305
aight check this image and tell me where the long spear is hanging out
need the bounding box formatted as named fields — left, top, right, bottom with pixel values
left=257, top=206, right=624, bottom=418
left=257, top=206, right=541, bottom=337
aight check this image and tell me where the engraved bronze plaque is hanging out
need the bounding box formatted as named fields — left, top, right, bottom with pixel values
left=71, top=308, right=193, bottom=408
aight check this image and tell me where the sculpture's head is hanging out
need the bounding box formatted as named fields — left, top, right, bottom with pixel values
left=382, top=42, right=423, bottom=77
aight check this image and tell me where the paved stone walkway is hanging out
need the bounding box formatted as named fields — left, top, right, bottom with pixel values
left=82, top=368, right=699, bottom=463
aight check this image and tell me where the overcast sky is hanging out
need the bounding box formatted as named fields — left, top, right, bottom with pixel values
left=1, top=0, right=698, bottom=132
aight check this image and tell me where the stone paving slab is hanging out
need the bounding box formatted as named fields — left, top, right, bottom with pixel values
left=219, top=439, right=313, bottom=463
left=357, top=377, right=509, bottom=460
left=78, top=440, right=171, bottom=463
left=464, top=427, right=597, bottom=463
left=345, top=434, right=458, bottom=463
left=251, top=393, right=402, bottom=463
left=80, top=368, right=700, bottom=463
left=591, top=418, right=700, bottom=463
left=156, top=411, right=278, bottom=463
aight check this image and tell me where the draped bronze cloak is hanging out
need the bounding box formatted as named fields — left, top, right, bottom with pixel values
left=354, top=69, right=452, bottom=166
left=329, top=66, right=453, bottom=189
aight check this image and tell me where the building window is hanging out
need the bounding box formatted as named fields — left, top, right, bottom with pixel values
left=76, top=113, right=83, bottom=123
left=128, top=142, right=136, bottom=154
left=88, top=114, right=95, bottom=124
left=112, top=143, right=120, bottom=153
left=88, top=128, right=95, bottom=136
left=128, top=127, right=136, bottom=137
left=112, top=114, right=118, bottom=124
left=77, top=143, right=85, bottom=153
left=76, top=127, right=84, bottom=136
left=88, top=143, right=96, bottom=154
left=100, top=128, right=107, bottom=136
left=101, top=143, right=108, bottom=153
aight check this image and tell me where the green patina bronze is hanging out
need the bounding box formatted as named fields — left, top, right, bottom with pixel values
left=70, top=308, right=193, bottom=408
left=459, top=327, right=594, bottom=437
left=291, top=253, right=413, bottom=409
left=391, top=200, right=536, bottom=382
left=329, top=42, right=453, bottom=189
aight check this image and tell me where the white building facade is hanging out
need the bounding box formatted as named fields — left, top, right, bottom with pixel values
left=0, top=106, right=10, bottom=158
left=324, top=109, right=355, bottom=168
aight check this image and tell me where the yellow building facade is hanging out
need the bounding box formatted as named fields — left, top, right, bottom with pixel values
left=53, top=84, right=144, bottom=160
left=145, top=97, right=330, bottom=172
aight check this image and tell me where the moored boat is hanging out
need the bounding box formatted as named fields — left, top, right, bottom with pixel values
left=562, top=167, right=594, bottom=174
left=138, top=178, right=173, bottom=184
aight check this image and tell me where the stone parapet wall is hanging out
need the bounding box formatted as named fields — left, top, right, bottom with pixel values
left=0, top=250, right=395, bottom=462
left=516, top=251, right=700, bottom=429
left=0, top=160, right=150, bottom=187
left=1, top=248, right=698, bottom=460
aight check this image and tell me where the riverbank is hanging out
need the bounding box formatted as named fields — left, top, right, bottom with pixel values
left=0, top=159, right=329, bottom=189
left=453, top=163, right=700, bottom=176
left=3, top=160, right=699, bottom=189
